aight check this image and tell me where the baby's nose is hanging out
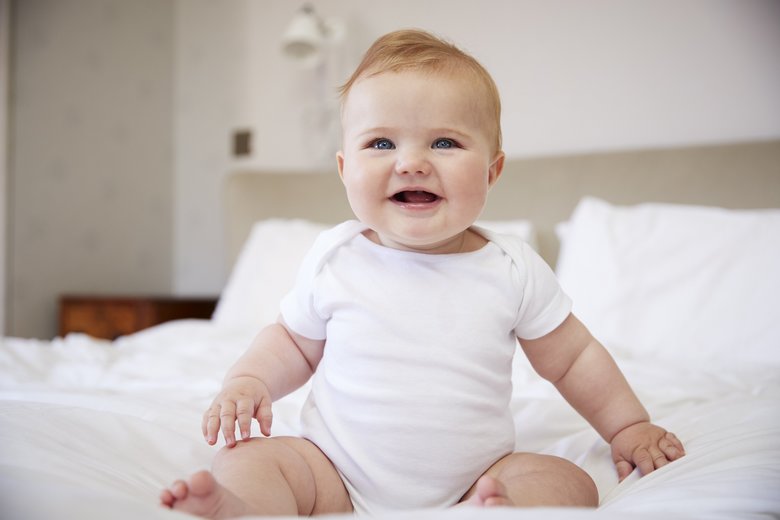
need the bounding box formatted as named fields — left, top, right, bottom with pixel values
left=395, top=150, right=431, bottom=175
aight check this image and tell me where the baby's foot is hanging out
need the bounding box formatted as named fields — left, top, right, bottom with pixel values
left=461, top=475, right=514, bottom=507
left=160, top=470, right=248, bottom=519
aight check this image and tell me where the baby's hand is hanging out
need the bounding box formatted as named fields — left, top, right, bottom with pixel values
left=201, top=376, right=273, bottom=447
left=610, top=422, right=685, bottom=482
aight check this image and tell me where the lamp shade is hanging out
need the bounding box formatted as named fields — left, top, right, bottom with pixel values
left=282, top=6, right=324, bottom=63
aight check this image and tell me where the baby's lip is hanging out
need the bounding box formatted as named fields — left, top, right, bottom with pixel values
left=390, top=188, right=441, bottom=204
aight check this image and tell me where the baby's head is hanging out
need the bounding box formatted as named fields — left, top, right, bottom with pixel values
left=336, top=30, right=505, bottom=254
left=339, top=29, right=502, bottom=155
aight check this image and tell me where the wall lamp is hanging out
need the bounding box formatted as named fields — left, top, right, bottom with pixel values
left=281, top=4, right=346, bottom=67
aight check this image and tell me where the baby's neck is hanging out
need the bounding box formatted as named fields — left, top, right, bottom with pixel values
left=363, top=228, right=487, bottom=254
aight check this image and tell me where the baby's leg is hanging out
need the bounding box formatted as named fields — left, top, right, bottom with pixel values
left=160, top=436, right=352, bottom=518
left=459, top=452, right=598, bottom=508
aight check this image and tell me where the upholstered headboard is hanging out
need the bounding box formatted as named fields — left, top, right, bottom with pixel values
left=224, top=140, right=780, bottom=268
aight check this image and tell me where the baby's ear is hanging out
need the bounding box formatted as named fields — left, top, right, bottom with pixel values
left=488, top=152, right=505, bottom=187
left=336, top=152, right=346, bottom=181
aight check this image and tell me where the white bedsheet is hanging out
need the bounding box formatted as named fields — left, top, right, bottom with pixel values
left=1, top=319, right=778, bottom=519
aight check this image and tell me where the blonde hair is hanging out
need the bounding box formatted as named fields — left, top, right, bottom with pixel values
left=339, top=29, right=502, bottom=153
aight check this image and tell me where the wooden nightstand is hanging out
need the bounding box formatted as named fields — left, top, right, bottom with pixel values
left=59, top=295, right=218, bottom=340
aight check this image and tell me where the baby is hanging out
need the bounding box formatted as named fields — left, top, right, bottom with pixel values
left=161, top=29, right=684, bottom=517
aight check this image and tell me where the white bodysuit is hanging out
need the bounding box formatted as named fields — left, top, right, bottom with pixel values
left=280, top=221, right=571, bottom=514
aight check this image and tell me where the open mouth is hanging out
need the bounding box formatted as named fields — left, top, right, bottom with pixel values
left=391, top=190, right=440, bottom=204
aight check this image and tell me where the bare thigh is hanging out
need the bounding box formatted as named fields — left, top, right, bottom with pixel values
left=460, top=452, right=599, bottom=507
left=213, top=436, right=353, bottom=515
left=277, top=437, right=353, bottom=514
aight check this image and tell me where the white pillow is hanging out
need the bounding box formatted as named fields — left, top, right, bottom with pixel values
left=213, top=219, right=328, bottom=330
left=556, top=197, right=780, bottom=369
left=476, top=220, right=539, bottom=251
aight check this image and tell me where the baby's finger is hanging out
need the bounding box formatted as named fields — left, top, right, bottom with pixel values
left=202, top=405, right=221, bottom=445
left=649, top=447, right=669, bottom=471
left=615, top=459, right=634, bottom=482
left=632, top=447, right=655, bottom=477
left=255, top=396, right=273, bottom=437
left=661, top=432, right=685, bottom=460
left=219, top=400, right=238, bottom=447
left=235, top=398, right=255, bottom=440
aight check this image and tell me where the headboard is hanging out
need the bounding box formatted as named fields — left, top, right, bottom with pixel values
left=224, top=140, right=780, bottom=268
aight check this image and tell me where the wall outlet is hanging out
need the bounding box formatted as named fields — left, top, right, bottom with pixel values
left=232, top=129, right=252, bottom=157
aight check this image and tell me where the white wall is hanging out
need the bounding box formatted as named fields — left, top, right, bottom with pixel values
left=1, top=0, right=9, bottom=335
left=173, top=0, right=780, bottom=296
left=172, top=0, right=253, bottom=298
left=9, top=0, right=174, bottom=338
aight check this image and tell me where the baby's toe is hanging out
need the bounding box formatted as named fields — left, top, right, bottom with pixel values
left=187, top=470, right=218, bottom=497
left=484, top=496, right=513, bottom=507
left=170, top=479, right=189, bottom=500
left=160, top=489, right=174, bottom=507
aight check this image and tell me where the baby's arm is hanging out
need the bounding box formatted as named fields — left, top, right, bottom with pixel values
left=519, top=314, right=685, bottom=481
left=202, top=318, right=324, bottom=447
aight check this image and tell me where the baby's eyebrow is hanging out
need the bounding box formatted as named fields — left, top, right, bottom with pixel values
left=354, top=126, right=394, bottom=137
left=353, top=126, right=471, bottom=139
left=432, top=128, right=470, bottom=139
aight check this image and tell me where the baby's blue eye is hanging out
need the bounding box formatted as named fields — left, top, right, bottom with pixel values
left=372, top=138, right=395, bottom=150
left=433, top=138, right=455, bottom=149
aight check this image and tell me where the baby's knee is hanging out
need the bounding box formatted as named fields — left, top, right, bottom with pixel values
left=500, top=453, right=598, bottom=507
left=541, top=456, right=598, bottom=507
left=212, top=437, right=291, bottom=473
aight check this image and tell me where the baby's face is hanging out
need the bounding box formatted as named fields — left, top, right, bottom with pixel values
left=337, top=70, right=504, bottom=254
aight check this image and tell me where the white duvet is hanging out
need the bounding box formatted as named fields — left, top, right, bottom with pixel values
left=2, top=197, right=780, bottom=519
left=1, top=320, right=778, bottom=519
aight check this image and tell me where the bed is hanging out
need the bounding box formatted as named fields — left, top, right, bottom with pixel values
left=2, top=140, right=780, bottom=519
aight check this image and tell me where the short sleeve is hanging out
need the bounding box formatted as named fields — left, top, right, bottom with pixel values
left=472, top=225, right=571, bottom=341
left=512, top=243, right=572, bottom=340
left=279, top=255, right=327, bottom=340
left=279, top=220, right=367, bottom=340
